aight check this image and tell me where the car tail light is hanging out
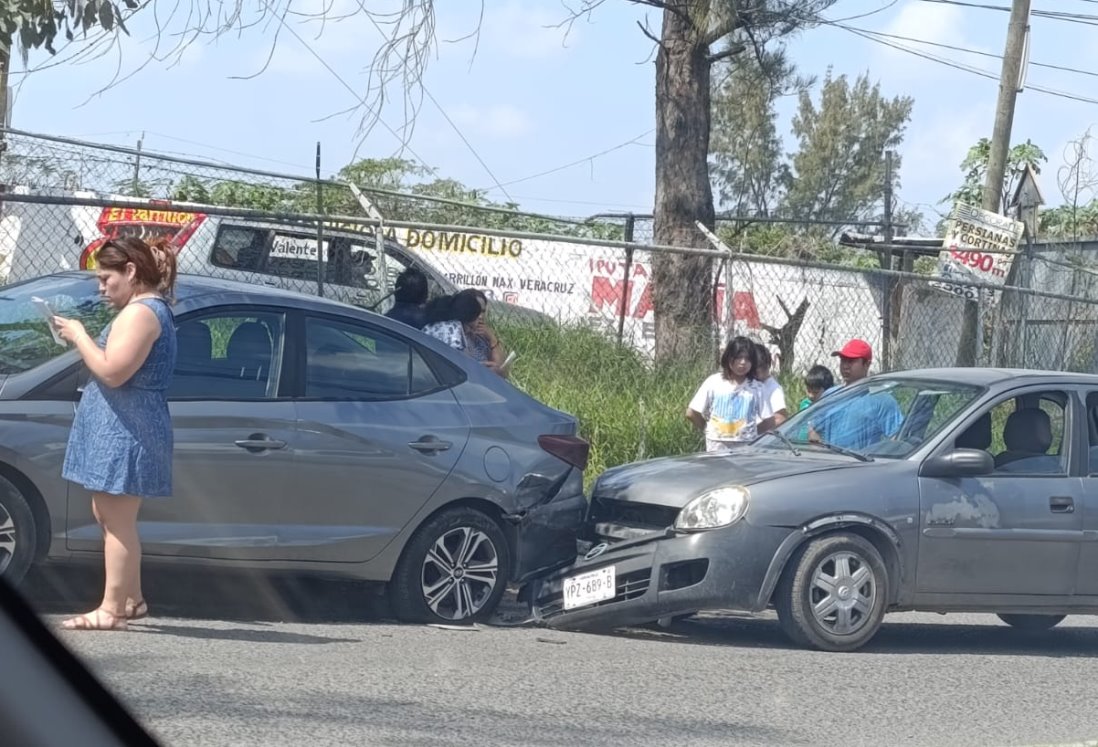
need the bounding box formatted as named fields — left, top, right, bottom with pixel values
left=538, top=434, right=590, bottom=471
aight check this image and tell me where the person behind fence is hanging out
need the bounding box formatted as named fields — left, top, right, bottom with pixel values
left=385, top=266, right=429, bottom=329
left=466, top=289, right=508, bottom=376
left=798, top=364, right=838, bottom=411
left=753, top=341, right=788, bottom=431
left=808, top=339, right=902, bottom=449
left=686, top=336, right=775, bottom=453
left=52, top=237, right=178, bottom=632
left=422, top=289, right=505, bottom=375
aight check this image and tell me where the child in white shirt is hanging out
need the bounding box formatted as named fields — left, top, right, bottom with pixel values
left=686, top=336, right=776, bottom=452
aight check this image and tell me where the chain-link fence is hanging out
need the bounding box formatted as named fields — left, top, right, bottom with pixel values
left=2, top=128, right=1097, bottom=379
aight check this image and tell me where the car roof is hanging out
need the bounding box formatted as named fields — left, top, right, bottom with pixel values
left=877, top=367, right=1098, bottom=387
left=49, top=270, right=369, bottom=314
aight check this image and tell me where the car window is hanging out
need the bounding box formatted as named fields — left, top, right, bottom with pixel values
left=769, top=378, right=982, bottom=459
left=1086, top=392, right=1098, bottom=476
left=210, top=225, right=267, bottom=272
left=303, top=317, right=440, bottom=400
left=169, top=312, right=285, bottom=400
left=967, top=391, right=1068, bottom=475
left=325, top=239, right=386, bottom=293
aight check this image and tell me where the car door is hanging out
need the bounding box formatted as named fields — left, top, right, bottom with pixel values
left=67, top=308, right=299, bottom=560
left=283, top=313, right=470, bottom=563
left=916, top=387, right=1085, bottom=596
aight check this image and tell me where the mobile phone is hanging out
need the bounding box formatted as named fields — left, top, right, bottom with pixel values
left=500, top=350, right=518, bottom=373
left=31, top=296, right=65, bottom=346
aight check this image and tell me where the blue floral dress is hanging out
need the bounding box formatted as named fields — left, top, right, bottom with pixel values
left=62, top=298, right=177, bottom=498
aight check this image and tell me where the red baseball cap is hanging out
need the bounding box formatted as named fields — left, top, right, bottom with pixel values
left=832, top=339, right=873, bottom=360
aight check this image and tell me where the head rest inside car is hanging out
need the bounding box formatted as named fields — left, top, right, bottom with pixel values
left=1003, top=408, right=1052, bottom=454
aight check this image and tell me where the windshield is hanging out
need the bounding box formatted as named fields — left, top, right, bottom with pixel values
left=0, top=274, right=113, bottom=374
left=758, top=378, right=984, bottom=459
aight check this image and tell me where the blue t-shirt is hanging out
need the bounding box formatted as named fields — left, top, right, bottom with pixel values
left=811, top=391, right=903, bottom=450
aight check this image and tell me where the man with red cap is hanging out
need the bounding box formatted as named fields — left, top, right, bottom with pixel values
left=833, top=338, right=874, bottom=386
left=809, top=338, right=902, bottom=450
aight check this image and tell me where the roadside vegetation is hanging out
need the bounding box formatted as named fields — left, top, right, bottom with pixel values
left=500, top=321, right=808, bottom=487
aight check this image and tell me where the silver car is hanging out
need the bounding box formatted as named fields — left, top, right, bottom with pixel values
left=533, top=369, right=1098, bottom=651
left=0, top=272, right=588, bottom=624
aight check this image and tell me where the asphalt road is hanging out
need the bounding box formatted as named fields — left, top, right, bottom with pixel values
left=22, top=567, right=1098, bottom=747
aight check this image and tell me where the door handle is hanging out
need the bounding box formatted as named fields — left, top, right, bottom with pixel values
left=408, top=437, right=452, bottom=454
left=234, top=436, right=288, bottom=452
left=1049, top=496, right=1075, bottom=513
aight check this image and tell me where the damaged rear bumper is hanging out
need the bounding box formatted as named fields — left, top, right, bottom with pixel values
left=530, top=520, right=787, bottom=630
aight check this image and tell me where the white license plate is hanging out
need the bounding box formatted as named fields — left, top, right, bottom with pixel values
left=563, top=566, right=616, bottom=610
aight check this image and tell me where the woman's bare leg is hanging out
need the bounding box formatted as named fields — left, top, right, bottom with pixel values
left=92, top=492, right=143, bottom=616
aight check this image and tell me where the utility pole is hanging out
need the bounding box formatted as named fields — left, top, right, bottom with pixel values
left=957, top=0, right=1030, bottom=368
left=132, top=132, right=144, bottom=195
left=0, top=34, right=11, bottom=156
left=983, top=0, right=1031, bottom=214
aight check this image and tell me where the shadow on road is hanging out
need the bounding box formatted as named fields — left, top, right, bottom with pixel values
left=583, top=611, right=1098, bottom=657
left=22, top=565, right=394, bottom=625
left=131, top=621, right=362, bottom=644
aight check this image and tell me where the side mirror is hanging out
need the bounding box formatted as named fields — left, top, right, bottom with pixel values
left=920, top=448, right=994, bottom=478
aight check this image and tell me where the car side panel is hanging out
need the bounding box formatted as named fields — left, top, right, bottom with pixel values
left=0, top=400, right=75, bottom=561
left=746, top=460, right=922, bottom=606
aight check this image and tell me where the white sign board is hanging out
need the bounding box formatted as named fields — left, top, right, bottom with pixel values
left=929, top=203, right=1024, bottom=302
left=270, top=233, right=330, bottom=261
left=385, top=226, right=886, bottom=370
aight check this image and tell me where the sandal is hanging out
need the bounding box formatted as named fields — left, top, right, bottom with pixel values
left=60, top=608, right=128, bottom=632
left=126, top=599, right=148, bottom=621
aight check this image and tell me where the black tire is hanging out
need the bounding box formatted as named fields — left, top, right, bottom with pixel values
left=0, top=474, right=37, bottom=586
left=775, top=533, right=889, bottom=652
left=997, top=613, right=1066, bottom=631
left=388, top=507, right=510, bottom=625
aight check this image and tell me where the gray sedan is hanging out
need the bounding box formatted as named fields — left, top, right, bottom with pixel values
left=0, top=272, right=588, bottom=624
left=533, top=369, right=1098, bottom=651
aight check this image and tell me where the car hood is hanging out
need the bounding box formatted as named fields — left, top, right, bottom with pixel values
left=593, top=447, right=861, bottom=508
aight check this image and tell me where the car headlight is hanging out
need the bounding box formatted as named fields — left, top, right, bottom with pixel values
left=675, top=487, right=750, bottom=531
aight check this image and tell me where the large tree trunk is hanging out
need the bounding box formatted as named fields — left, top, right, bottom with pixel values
left=652, top=4, right=716, bottom=363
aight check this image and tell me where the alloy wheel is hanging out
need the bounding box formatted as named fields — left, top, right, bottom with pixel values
left=420, top=526, right=500, bottom=621
left=809, top=550, right=877, bottom=636
left=0, top=502, right=16, bottom=575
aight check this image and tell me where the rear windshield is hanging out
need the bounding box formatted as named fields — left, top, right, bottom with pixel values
left=0, top=274, right=113, bottom=374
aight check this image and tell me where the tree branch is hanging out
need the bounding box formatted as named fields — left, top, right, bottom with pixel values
left=707, top=42, right=746, bottom=64
left=636, top=18, right=662, bottom=47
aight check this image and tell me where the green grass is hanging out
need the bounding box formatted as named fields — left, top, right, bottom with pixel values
left=500, top=321, right=722, bottom=487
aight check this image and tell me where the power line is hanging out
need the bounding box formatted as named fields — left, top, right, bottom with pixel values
left=840, top=26, right=1098, bottom=105
left=919, top=0, right=1098, bottom=25
left=258, top=5, right=433, bottom=169
left=477, top=129, right=655, bottom=192
left=359, top=13, right=515, bottom=203
left=841, top=25, right=1098, bottom=80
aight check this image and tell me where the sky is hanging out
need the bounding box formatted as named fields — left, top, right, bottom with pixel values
left=8, top=0, right=1098, bottom=231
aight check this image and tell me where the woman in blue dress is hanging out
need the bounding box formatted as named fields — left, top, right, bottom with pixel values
left=52, top=237, right=178, bottom=631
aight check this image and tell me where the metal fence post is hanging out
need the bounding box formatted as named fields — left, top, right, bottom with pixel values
left=314, top=141, right=324, bottom=298
left=723, top=252, right=735, bottom=350
left=616, top=214, right=635, bottom=345
left=881, top=150, right=894, bottom=371
left=975, top=290, right=985, bottom=366
left=1019, top=236, right=1033, bottom=367
left=616, top=245, right=634, bottom=346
